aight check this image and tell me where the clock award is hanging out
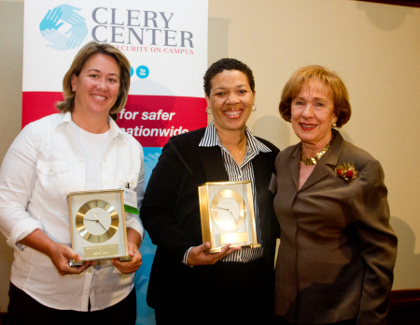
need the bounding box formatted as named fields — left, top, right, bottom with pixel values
left=68, top=189, right=131, bottom=266
left=198, top=181, right=261, bottom=253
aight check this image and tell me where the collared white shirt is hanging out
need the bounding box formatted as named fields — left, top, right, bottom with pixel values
left=183, top=122, right=271, bottom=264
left=0, top=112, right=145, bottom=311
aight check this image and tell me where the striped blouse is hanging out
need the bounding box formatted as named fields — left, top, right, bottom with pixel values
left=184, top=121, right=272, bottom=264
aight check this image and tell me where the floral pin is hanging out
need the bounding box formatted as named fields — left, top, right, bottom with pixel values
left=335, top=163, right=359, bottom=182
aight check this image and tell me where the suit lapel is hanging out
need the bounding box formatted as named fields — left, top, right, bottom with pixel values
left=290, top=145, right=301, bottom=190
left=198, top=146, right=229, bottom=182
left=299, top=161, right=329, bottom=192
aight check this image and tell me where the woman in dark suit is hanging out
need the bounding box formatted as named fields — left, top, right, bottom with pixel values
left=141, top=58, right=279, bottom=324
left=273, top=65, right=398, bottom=325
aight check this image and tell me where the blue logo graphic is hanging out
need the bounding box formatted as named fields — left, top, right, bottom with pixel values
left=136, top=66, right=150, bottom=79
left=39, top=4, right=88, bottom=51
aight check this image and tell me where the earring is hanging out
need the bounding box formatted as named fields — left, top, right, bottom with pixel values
left=332, top=122, right=337, bottom=128
left=205, top=107, right=212, bottom=114
left=252, top=104, right=257, bottom=112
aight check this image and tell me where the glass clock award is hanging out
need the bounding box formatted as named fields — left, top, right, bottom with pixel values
left=68, top=189, right=132, bottom=266
left=198, top=181, right=260, bottom=253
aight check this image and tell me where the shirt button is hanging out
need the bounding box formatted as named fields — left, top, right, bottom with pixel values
left=104, top=181, right=108, bottom=185
left=49, top=168, right=53, bottom=173
left=103, top=158, right=106, bottom=163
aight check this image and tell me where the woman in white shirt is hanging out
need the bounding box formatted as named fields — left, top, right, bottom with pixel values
left=0, top=42, right=144, bottom=324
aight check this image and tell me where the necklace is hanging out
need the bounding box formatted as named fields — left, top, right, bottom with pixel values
left=232, top=140, right=247, bottom=158
left=301, top=133, right=335, bottom=166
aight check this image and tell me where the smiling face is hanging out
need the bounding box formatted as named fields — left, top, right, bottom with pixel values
left=291, top=79, right=337, bottom=150
left=205, top=69, right=255, bottom=133
left=71, top=53, right=120, bottom=119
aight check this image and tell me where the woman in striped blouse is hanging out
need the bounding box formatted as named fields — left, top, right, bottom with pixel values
left=141, top=58, right=280, bottom=325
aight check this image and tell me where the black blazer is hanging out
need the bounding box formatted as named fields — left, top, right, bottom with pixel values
left=141, top=128, right=279, bottom=322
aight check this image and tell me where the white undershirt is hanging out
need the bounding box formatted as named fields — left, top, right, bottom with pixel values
left=71, top=122, right=111, bottom=191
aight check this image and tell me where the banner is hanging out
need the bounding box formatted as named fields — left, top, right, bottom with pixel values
left=23, top=1, right=208, bottom=324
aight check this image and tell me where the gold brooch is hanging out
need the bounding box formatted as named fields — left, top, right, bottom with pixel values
left=335, top=163, right=359, bottom=181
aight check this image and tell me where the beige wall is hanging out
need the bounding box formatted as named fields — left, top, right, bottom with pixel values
left=0, top=0, right=24, bottom=313
left=1, top=0, right=419, bottom=312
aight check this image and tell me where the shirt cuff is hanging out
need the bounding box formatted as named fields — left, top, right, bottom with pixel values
left=8, top=218, right=43, bottom=251
left=182, top=246, right=194, bottom=267
left=125, top=213, right=145, bottom=244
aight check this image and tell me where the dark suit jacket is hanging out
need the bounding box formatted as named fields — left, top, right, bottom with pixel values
left=141, top=128, right=279, bottom=323
left=273, top=131, right=397, bottom=325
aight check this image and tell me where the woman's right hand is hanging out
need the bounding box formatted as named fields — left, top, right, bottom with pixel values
left=19, top=229, right=94, bottom=275
left=47, top=242, right=94, bottom=275
left=187, top=242, right=241, bottom=266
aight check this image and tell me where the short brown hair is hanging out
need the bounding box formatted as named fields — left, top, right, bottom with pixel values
left=56, top=42, right=131, bottom=120
left=279, top=65, right=351, bottom=127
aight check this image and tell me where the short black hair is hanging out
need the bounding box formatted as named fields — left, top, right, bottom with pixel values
left=203, top=58, right=255, bottom=96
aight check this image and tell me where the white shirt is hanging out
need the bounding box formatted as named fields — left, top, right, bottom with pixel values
left=71, top=121, right=110, bottom=190
left=0, top=112, right=145, bottom=311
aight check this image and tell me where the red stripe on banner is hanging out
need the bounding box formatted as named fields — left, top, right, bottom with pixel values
left=120, top=94, right=207, bottom=147
left=22, top=92, right=207, bottom=147
left=22, top=92, right=63, bottom=128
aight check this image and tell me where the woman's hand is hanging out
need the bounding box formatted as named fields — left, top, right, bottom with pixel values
left=187, top=242, right=241, bottom=266
left=112, top=241, right=142, bottom=274
left=48, top=242, right=94, bottom=275
left=112, top=228, right=142, bottom=274
left=19, top=229, right=94, bottom=275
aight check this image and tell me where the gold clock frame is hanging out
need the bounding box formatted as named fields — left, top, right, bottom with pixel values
left=68, top=189, right=131, bottom=265
left=198, top=181, right=261, bottom=253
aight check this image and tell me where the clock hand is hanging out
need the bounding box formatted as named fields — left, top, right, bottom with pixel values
left=228, top=210, right=239, bottom=225
left=84, top=218, right=107, bottom=231
left=224, top=204, right=240, bottom=225
left=92, top=208, right=99, bottom=220
left=218, top=207, right=239, bottom=225
left=96, top=220, right=108, bottom=232
left=88, top=209, right=108, bottom=232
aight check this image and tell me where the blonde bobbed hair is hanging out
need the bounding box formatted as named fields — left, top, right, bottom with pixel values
left=56, top=41, right=131, bottom=120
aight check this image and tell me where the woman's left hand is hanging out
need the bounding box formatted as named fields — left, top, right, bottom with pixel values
left=111, top=228, right=142, bottom=274
left=112, top=241, right=142, bottom=274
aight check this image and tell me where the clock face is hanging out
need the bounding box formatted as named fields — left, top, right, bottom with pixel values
left=210, top=189, right=246, bottom=230
left=75, top=199, right=119, bottom=243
